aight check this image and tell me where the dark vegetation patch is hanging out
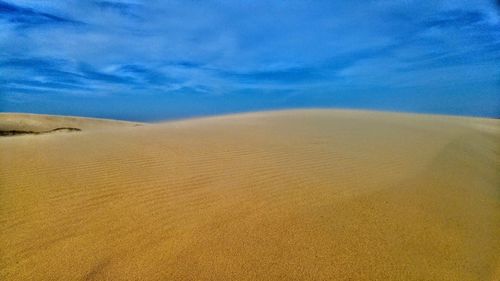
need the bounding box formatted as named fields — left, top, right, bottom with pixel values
left=0, top=127, right=81, bottom=136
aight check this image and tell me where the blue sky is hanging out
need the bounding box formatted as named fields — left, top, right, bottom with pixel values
left=0, top=0, right=499, bottom=121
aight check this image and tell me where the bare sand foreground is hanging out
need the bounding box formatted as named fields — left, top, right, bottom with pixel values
left=0, top=109, right=499, bottom=280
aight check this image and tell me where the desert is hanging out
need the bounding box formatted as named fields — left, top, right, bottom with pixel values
left=1, top=109, right=498, bottom=280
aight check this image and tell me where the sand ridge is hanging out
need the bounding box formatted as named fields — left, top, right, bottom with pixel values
left=0, top=113, right=143, bottom=135
left=0, top=109, right=499, bottom=280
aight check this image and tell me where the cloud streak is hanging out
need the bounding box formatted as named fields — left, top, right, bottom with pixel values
left=0, top=0, right=81, bottom=26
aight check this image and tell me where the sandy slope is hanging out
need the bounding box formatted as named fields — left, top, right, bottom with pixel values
left=0, top=113, right=142, bottom=134
left=0, top=109, right=498, bottom=280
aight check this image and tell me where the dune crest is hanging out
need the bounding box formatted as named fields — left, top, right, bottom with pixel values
left=0, top=110, right=498, bottom=280
left=0, top=113, right=142, bottom=136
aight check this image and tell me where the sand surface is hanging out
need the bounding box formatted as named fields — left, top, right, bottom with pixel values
left=0, top=113, right=142, bottom=135
left=0, top=109, right=499, bottom=280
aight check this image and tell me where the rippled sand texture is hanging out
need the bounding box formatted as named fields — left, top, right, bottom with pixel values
left=1, top=110, right=499, bottom=280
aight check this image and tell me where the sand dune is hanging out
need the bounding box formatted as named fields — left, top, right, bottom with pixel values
left=0, top=113, right=142, bottom=135
left=0, top=109, right=498, bottom=280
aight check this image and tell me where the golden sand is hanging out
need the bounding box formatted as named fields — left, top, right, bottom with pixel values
left=0, top=110, right=498, bottom=280
left=0, top=113, right=142, bottom=134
